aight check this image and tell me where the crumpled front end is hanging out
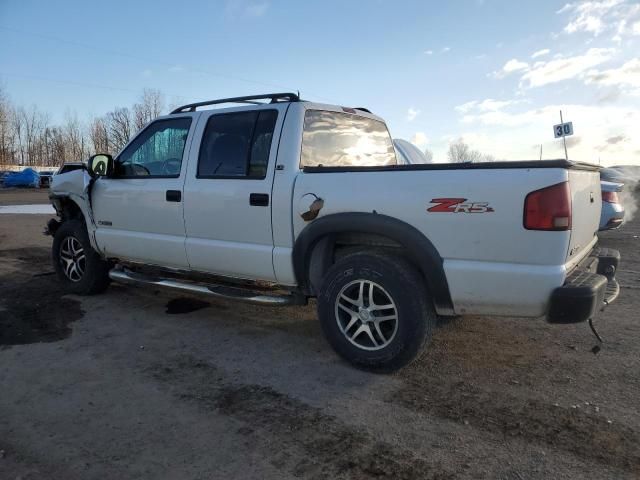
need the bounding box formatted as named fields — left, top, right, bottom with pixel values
left=46, top=169, right=98, bottom=249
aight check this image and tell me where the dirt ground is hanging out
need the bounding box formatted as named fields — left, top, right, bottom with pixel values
left=1, top=188, right=639, bottom=479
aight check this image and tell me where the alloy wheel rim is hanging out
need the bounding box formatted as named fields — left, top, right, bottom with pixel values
left=59, top=236, right=85, bottom=282
left=334, top=279, right=398, bottom=351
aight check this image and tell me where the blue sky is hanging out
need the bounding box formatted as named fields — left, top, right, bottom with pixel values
left=1, top=0, right=639, bottom=165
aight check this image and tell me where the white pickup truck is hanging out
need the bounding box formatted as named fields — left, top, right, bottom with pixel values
left=48, top=93, right=620, bottom=371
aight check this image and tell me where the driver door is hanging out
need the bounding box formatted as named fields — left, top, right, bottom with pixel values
left=92, top=116, right=195, bottom=268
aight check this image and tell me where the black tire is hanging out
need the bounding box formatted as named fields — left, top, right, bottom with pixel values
left=317, top=251, right=436, bottom=372
left=52, top=219, right=111, bottom=295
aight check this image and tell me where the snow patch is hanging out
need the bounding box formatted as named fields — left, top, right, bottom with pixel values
left=0, top=204, right=56, bottom=215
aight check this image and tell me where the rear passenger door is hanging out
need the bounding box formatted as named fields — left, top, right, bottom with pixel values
left=183, top=105, right=286, bottom=281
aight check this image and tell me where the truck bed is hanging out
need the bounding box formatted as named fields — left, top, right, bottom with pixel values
left=288, top=161, right=602, bottom=317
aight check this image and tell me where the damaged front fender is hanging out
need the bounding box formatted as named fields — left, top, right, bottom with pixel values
left=48, top=169, right=100, bottom=250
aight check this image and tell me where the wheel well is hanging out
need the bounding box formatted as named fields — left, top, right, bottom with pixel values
left=307, top=232, right=414, bottom=295
left=56, top=197, right=84, bottom=223
left=294, top=213, right=455, bottom=315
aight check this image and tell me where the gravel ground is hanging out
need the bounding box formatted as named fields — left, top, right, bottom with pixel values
left=1, top=189, right=639, bottom=479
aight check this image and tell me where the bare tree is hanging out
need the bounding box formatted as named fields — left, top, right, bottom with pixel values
left=423, top=148, right=433, bottom=163
left=63, top=111, right=88, bottom=162
left=89, top=117, right=110, bottom=154
left=447, top=138, right=482, bottom=163
left=133, top=88, right=165, bottom=130
left=0, top=88, right=167, bottom=167
left=46, top=127, right=67, bottom=166
left=0, top=87, right=13, bottom=165
left=107, top=107, right=132, bottom=153
left=446, top=138, right=495, bottom=163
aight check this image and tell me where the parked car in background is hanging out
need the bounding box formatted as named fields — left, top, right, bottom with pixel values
left=600, top=167, right=626, bottom=184
left=56, top=162, right=86, bottom=175
left=599, top=180, right=625, bottom=230
left=39, top=170, right=57, bottom=188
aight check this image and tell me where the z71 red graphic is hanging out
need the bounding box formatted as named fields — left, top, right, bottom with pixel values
left=427, top=198, right=494, bottom=213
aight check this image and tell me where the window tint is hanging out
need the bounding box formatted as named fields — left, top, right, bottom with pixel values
left=116, top=118, right=191, bottom=177
left=198, top=110, right=278, bottom=178
left=301, top=110, right=396, bottom=168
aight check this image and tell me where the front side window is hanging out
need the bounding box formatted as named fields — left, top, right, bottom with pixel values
left=197, top=110, right=278, bottom=178
left=116, top=118, right=191, bottom=177
left=301, top=110, right=396, bottom=168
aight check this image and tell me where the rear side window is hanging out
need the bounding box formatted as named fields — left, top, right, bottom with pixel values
left=197, top=110, right=278, bottom=178
left=301, top=110, right=397, bottom=168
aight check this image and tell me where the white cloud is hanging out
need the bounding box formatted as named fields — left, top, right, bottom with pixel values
left=455, top=98, right=522, bottom=114
left=441, top=47, right=451, bottom=53
left=633, top=20, right=640, bottom=35
left=407, top=107, right=421, bottom=121
left=558, top=0, right=621, bottom=36
left=520, top=47, right=615, bottom=88
left=531, top=48, right=550, bottom=59
left=491, top=59, right=529, bottom=79
left=454, top=100, right=640, bottom=163
left=586, top=58, right=640, bottom=89
left=558, top=1, right=640, bottom=40
left=424, top=50, right=434, bottom=55
left=168, top=65, right=184, bottom=73
left=411, top=132, right=429, bottom=147
left=503, top=59, right=529, bottom=73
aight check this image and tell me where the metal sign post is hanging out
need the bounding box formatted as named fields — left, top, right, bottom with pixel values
left=560, top=110, right=568, bottom=161
left=553, top=111, right=573, bottom=161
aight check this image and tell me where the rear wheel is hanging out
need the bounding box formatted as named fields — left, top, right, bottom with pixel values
left=52, top=219, right=111, bottom=295
left=317, top=251, right=436, bottom=372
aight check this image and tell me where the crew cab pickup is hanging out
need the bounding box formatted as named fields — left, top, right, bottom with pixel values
left=47, top=92, right=620, bottom=371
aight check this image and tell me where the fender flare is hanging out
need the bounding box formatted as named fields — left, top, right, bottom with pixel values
left=292, top=212, right=454, bottom=315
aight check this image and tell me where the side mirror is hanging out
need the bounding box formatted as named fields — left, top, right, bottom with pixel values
left=88, top=154, right=114, bottom=178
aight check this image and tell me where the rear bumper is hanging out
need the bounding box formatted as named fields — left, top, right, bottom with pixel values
left=599, top=202, right=624, bottom=231
left=547, top=248, right=620, bottom=323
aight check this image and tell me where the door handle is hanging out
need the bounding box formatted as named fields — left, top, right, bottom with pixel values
left=249, top=193, right=269, bottom=207
left=166, top=190, right=182, bottom=202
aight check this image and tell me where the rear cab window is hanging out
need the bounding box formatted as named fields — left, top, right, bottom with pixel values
left=301, top=110, right=397, bottom=168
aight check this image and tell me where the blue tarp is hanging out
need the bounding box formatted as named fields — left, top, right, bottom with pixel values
left=3, top=168, right=41, bottom=188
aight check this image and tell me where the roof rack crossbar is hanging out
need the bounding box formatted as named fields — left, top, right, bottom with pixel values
left=170, top=92, right=300, bottom=114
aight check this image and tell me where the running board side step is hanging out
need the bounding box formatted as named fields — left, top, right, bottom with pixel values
left=108, top=269, right=306, bottom=306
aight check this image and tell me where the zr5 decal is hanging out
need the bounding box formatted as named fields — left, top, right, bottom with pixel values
left=427, top=198, right=494, bottom=213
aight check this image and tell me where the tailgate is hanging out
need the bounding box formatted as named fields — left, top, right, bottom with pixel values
left=567, top=169, right=601, bottom=262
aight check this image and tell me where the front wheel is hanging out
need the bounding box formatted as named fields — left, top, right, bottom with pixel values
left=52, top=219, right=111, bottom=295
left=317, top=252, right=436, bottom=372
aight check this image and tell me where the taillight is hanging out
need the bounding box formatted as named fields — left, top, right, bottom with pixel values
left=523, top=181, right=572, bottom=231
left=602, top=190, right=619, bottom=203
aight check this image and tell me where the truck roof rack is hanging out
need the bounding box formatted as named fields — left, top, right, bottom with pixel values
left=170, top=92, right=300, bottom=114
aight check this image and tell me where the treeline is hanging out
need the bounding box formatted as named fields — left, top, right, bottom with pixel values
left=0, top=88, right=165, bottom=167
